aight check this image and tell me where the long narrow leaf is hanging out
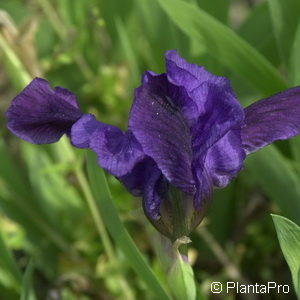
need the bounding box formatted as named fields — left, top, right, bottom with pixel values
left=156, top=0, right=287, bottom=96
left=290, top=20, right=300, bottom=85
left=246, top=147, right=300, bottom=225
left=272, top=214, right=300, bottom=297
left=20, top=260, right=36, bottom=300
left=267, top=0, right=300, bottom=68
left=0, top=232, right=22, bottom=291
left=86, top=151, right=171, bottom=300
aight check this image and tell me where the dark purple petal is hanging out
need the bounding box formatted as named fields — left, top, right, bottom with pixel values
left=71, top=114, right=145, bottom=177
left=118, top=157, right=157, bottom=196
left=129, top=74, right=196, bottom=195
left=165, top=50, right=229, bottom=92
left=141, top=71, right=158, bottom=84
left=190, top=82, right=244, bottom=157
left=71, top=114, right=109, bottom=148
left=90, top=129, right=145, bottom=177
left=143, top=165, right=167, bottom=220
left=6, top=78, right=82, bottom=144
left=204, top=129, right=245, bottom=188
left=241, top=87, right=300, bottom=154
left=192, top=165, right=212, bottom=211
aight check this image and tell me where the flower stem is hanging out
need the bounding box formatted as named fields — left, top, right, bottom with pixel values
left=170, top=187, right=189, bottom=255
left=75, top=166, right=134, bottom=300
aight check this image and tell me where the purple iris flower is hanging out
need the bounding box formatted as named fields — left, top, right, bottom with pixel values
left=6, top=50, right=300, bottom=240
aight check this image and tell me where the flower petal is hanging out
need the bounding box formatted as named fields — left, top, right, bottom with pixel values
left=143, top=165, right=167, bottom=220
left=204, top=129, right=245, bottom=188
left=192, top=165, right=212, bottom=211
left=71, top=114, right=145, bottom=177
left=190, top=82, right=244, bottom=156
left=241, top=87, right=300, bottom=154
left=129, top=74, right=196, bottom=194
left=71, top=114, right=108, bottom=148
left=118, top=157, right=157, bottom=196
left=165, top=50, right=228, bottom=92
left=6, top=78, right=82, bottom=144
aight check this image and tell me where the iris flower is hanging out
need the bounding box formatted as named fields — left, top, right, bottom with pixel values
left=6, top=50, right=300, bottom=240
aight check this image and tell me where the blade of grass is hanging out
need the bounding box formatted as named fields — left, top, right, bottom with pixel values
left=0, top=231, right=22, bottom=292
left=246, top=146, right=300, bottom=225
left=115, top=17, right=139, bottom=85
left=267, top=0, right=300, bottom=68
left=195, top=0, right=231, bottom=24
left=20, top=260, right=36, bottom=300
left=0, top=33, right=31, bottom=89
left=156, top=0, right=288, bottom=96
left=290, top=20, right=300, bottom=86
left=0, top=141, right=70, bottom=252
left=36, top=0, right=94, bottom=81
left=290, top=22, right=300, bottom=166
left=272, top=214, right=300, bottom=297
left=237, top=1, right=280, bottom=67
left=86, top=151, right=171, bottom=300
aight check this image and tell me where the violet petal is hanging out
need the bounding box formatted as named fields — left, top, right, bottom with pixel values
left=241, top=87, right=300, bottom=154
left=129, top=74, right=196, bottom=195
left=6, top=78, right=82, bottom=144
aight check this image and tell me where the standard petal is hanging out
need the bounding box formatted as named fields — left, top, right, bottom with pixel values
left=241, top=87, right=300, bottom=154
left=165, top=49, right=229, bottom=92
left=204, top=129, right=245, bottom=188
left=6, top=78, right=82, bottom=144
left=141, top=71, right=158, bottom=84
left=192, top=165, right=212, bottom=211
left=190, top=82, right=244, bottom=165
left=129, top=74, right=196, bottom=195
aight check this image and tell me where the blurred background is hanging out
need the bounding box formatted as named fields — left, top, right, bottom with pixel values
left=0, top=0, right=300, bottom=299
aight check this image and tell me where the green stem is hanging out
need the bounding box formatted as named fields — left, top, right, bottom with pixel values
left=75, top=166, right=134, bottom=300
left=0, top=33, right=31, bottom=88
left=170, top=187, right=189, bottom=255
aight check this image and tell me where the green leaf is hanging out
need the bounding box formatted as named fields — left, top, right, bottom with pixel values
left=86, top=151, right=171, bottom=300
left=115, top=17, right=139, bottom=85
left=290, top=20, right=300, bottom=85
left=237, top=2, right=280, bottom=67
left=20, top=260, right=36, bottom=300
left=0, top=141, right=70, bottom=252
left=267, top=0, right=300, bottom=68
left=246, top=146, right=300, bottom=225
left=156, top=0, right=288, bottom=96
left=195, top=0, right=231, bottom=24
left=0, top=232, right=22, bottom=292
left=272, top=214, right=300, bottom=297
left=168, top=238, right=196, bottom=300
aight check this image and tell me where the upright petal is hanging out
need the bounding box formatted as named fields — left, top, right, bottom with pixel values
left=6, top=78, right=82, bottom=144
left=204, top=129, right=245, bottom=188
left=129, top=74, right=196, bottom=195
left=192, top=165, right=212, bottom=211
left=165, top=50, right=229, bottom=92
left=241, top=87, right=300, bottom=154
left=190, top=82, right=244, bottom=156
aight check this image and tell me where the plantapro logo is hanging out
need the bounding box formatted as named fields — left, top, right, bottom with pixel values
left=211, top=281, right=290, bottom=294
